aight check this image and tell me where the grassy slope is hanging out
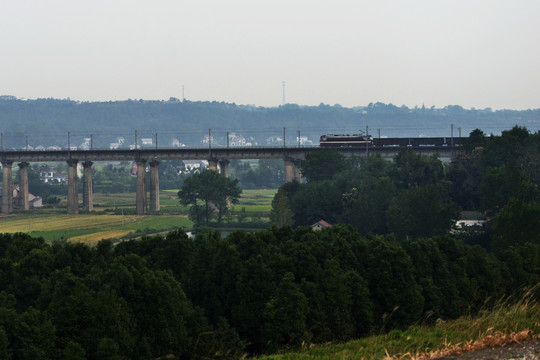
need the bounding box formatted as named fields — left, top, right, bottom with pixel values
left=257, top=290, right=540, bottom=360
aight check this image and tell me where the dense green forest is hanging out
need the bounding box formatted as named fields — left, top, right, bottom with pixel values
left=1, top=126, right=540, bottom=359
left=1, top=96, right=539, bottom=149
left=1, top=227, right=538, bottom=359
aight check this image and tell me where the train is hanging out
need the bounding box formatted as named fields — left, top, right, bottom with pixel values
left=319, top=134, right=373, bottom=147
left=320, top=134, right=462, bottom=147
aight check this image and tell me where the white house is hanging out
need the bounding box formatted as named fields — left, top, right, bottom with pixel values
left=141, top=138, right=153, bottom=146
left=296, top=136, right=313, bottom=146
left=170, top=138, right=186, bottom=148
left=40, top=171, right=66, bottom=184
left=201, top=135, right=213, bottom=144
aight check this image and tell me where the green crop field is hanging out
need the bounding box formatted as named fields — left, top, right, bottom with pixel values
left=234, top=188, right=276, bottom=212
left=0, top=213, right=192, bottom=245
left=163, top=188, right=276, bottom=213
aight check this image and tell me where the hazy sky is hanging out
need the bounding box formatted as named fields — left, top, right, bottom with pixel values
left=2, top=0, right=539, bottom=109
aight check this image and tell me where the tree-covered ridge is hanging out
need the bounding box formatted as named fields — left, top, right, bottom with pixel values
left=1, top=226, right=538, bottom=359
left=1, top=96, right=539, bottom=149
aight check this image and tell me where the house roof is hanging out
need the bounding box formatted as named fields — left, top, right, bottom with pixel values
left=460, top=211, right=485, bottom=220
left=311, top=219, right=332, bottom=228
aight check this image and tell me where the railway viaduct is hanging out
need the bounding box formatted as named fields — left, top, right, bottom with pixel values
left=1, top=144, right=460, bottom=215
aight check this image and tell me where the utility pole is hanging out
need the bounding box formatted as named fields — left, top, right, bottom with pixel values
left=208, top=128, right=212, bottom=157
left=155, top=132, right=158, bottom=149
left=365, top=126, right=369, bottom=156
left=283, top=127, right=286, bottom=147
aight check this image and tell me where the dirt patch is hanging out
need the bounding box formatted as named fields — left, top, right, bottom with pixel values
left=430, top=338, right=540, bottom=360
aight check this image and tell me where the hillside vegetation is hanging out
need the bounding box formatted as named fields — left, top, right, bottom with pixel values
left=257, top=289, right=540, bottom=359
left=1, top=96, right=539, bottom=149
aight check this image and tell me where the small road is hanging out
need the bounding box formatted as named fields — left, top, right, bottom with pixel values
left=431, top=338, right=540, bottom=360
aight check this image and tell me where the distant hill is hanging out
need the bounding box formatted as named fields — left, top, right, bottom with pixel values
left=1, top=96, right=539, bottom=149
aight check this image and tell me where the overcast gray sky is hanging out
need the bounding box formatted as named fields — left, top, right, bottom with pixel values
left=2, top=0, right=539, bottom=109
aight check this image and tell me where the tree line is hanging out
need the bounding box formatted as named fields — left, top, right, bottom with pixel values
left=273, top=126, right=540, bottom=251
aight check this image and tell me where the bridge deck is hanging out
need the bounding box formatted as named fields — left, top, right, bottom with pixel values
left=0, top=145, right=460, bottom=163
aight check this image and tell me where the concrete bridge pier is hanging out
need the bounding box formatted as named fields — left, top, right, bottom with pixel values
left=208, top=159, right=218, bottom=172
left=2, top=160, right=13, bottom=214
left=293, top=159, right=303, bottom=183
left=18, top=162, right=29, bottom=210
left=136, top=159, right=147, bottom=215
left=82, top=161, right=93, bottom=212
left=284, top=158, right=294, bottom=183
left=219, top=159, right=229, bottom=178
left=67, top=160, right=79, bottom=214
left=284, top=157, right=303, bottom=183
left=149, top=160, right=160, bottom=212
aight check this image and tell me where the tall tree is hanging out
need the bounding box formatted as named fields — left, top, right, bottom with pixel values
left=386, top=184, right=460, bottom=240
left=392, top=149, right=445, bottom=190
left=263, top=272, right=308, bottom=350
left=299, top=149, right=349, bottom=182
left=178, top=170, right=242, bottom=225
left=270, top=188, right=294, bottom=227
left=462, top=128, right=487, bottom=153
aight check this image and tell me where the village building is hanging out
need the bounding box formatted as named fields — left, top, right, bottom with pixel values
left=170, top=138, right=186, bottom=147
left=0, top=184, right=43, bottom=208
left=40, top=171, right=67, bottom=184
left=311, top=219, right=332, bottom=231
left=141, top=138, right=153, bottom=146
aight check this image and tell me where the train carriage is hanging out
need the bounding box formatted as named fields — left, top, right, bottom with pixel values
left=319, top=134, right=373, bottom=147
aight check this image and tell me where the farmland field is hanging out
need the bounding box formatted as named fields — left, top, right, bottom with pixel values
left=0, top=213, right=192, bottom=245
left=231, top=188, right=276, bottom=213
left=0, top=188, right=276, bottom=244
left=163, top=188, right=277, bottom=213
